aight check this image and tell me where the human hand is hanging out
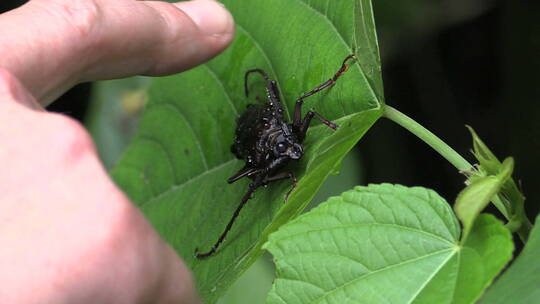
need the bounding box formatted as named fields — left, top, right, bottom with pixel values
left=0, top=0, right=234, bottom=303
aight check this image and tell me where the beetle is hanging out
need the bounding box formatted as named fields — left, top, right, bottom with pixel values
left=195, top=54, right=356, bottom=258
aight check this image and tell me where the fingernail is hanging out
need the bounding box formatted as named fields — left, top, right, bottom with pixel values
left=174, top=0, right=234, bottom=36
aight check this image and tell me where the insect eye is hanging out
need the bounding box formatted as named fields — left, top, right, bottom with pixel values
left=276, top=142, right=288, bottom=153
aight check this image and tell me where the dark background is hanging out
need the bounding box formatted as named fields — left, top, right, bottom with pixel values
left=363, top=0, right=540, bottom=221
left=2, top=0, right=538, bottom=222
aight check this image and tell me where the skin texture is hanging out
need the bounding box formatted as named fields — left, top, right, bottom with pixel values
left=0, top=0, right=234, bottom=303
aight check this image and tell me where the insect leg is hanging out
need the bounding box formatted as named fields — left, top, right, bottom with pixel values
left=244, top=69, right=282, bottom=114
left=297, top=110, right=338, bottom=142
left=245, top=69, right=269, bottom=97
left=227, top=166, right=259, bottom=184
left=263, top=171, right=293, bottom=183
left=293, top=54, right=356, bottom=128
left=195, top=176, right=263, bottom=259
left=263, top=171, right=297, bottom=202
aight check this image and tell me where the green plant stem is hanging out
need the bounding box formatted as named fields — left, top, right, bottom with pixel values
left=382, top=105, right=531, bottom=243
left=514, top=208, right=533, bottom=242
left=383, top=105, right=472, bottom=171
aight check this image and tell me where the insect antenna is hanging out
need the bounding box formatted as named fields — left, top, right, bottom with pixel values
left=244, top=69, right=283, bottom=117
left=195, top=179, right=262, bottom=259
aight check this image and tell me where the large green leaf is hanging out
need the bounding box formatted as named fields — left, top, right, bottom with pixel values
left=480, top=214, right=540, bottom=304
left=111, top=0, right=383, bottom=302
left=265, top=184, right=513, bottom=304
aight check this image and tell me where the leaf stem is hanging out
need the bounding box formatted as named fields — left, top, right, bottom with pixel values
left=382, top=105, right=531, bottom=243
left=382, top=105, right=472, bottom=171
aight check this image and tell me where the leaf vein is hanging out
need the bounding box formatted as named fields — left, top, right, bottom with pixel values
left=148, top=102, right=209, bottom=171
left=137, top=136, right=177, bottom=190
left=201, top=64, right=239, bottom=117
left=274, top=222, right=456, bottom=246
left=406, top=248, right=458, bottom=304
left=140, top=158, right=237, bottom=207
left=310, top=248, right=456, bottom=304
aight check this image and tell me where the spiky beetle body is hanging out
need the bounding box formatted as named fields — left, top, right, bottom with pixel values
left=195, top=55, right=356, bottom=259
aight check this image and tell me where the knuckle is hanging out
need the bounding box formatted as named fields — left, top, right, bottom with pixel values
left=52, top=0, right=102, bottom=41
left=0, top=68, right=18, bottom=98
left=44, top=113, right=96, bottom=164
left=0, top=68, right=14, bottom=85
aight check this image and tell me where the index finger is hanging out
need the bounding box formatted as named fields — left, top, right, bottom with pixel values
left=0, top=0, right=235, bottom=105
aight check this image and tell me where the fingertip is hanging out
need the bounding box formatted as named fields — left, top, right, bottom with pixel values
left=173, top=0, right=234, bottom=37
left=140, top=0, right=235, bottom=75
left=172, top=0, right=235, bottom=65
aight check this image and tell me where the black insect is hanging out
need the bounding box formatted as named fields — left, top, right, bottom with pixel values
left=195, top=54, right=356, bottom=259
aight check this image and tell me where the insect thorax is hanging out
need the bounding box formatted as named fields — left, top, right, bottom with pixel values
left=231, top=104, right=300, bottom=169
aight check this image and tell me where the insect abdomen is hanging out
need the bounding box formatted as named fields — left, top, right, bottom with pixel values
left=230, top=104, right=277, bottom=167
